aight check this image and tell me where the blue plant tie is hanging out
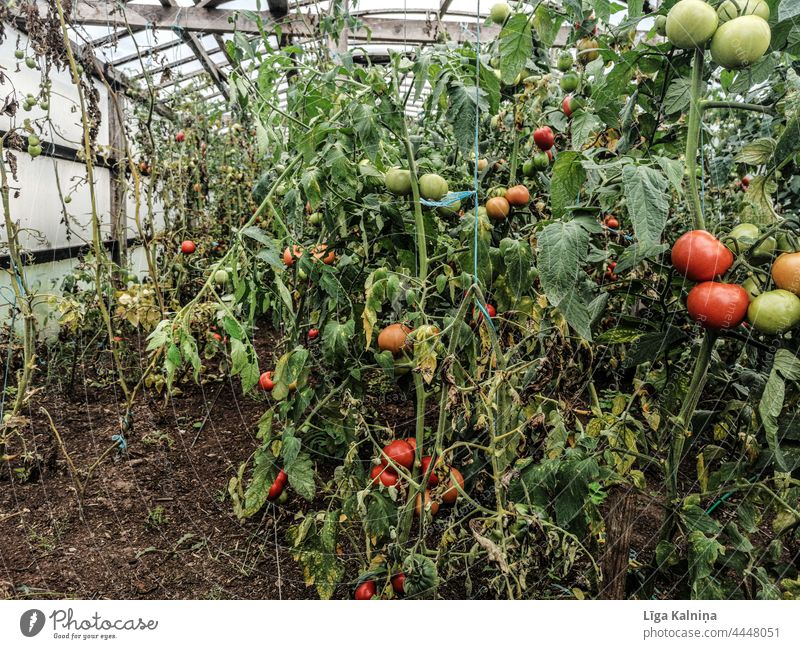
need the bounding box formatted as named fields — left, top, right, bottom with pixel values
left=112, top=434, right=128, bottom=452
left=419, top=190, right=475, bottom=208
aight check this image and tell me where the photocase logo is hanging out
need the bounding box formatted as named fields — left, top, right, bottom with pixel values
left=20, top=609, right=45, bottom=637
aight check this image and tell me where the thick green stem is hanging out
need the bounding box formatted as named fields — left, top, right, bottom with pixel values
left=684, top=49, right=705, bottom=231
left=701, top=101, right=775, bottom=115
left=509, top=127, right=521, bottom=185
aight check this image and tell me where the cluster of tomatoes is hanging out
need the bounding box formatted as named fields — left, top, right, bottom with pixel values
left=672, top=229, right=800, bottom=334
left=354, top=573, right=406, bottom=600
left=370, top=438, right=465, bottom=516
left=485, top=184, right=530, bottom=220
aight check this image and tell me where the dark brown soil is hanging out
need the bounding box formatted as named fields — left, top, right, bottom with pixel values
left=0, top=381, right=312, bottom=600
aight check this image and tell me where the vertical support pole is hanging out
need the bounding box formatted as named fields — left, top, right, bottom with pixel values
left=108, top=92, right=127, bottom=267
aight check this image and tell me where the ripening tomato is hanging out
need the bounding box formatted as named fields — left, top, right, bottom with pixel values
left=370, top=463, right=399, bottom=487
left=771, top=252, right=800, bottom=295
left=382, top=439, right=414, bottom=470
left=747, top=290, right=800, bottom=334
left=486, top=196, right=510, bottom=220
left=441, top=467, right=465, bottom=505
left=181, top=240, right=196, bottom=254
left=391, top=573, right=405, bottom=595
left=175, top=130, right=185, bottom=143
left=671, top=230, right=733, bottom=281
left=259, top=371, right=275, bottom=391
left=505, top=185, right=530, bottom=207
left=420, top=456, right=440, bottom=486
left=415, top=489, right=439, bottom=517
left=533, top=126, right=555, bottom=151
left=282, top=244, right=303, bottom=267
left=686, top=282, right=749, bottom=329
left=354, top=580, right=377, bottom=600
left=562, top=96, right=574, bottom=118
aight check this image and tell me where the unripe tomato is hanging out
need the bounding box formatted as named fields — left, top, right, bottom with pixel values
left=686, top=282, right=749, bottom=329
left=576, top=38, right=599, bottom=64
left=747, top=290, right=800, bottom=334
left=726, top=223, right=776, bottom=264
left=354, top=580, right=377, bottom=600
left=533, top=151, right=550, bottom=170
left=382, top=439, right=414, bottom=470
left=666, top=0, right=718, bottom=49
left=378, top=323, right=411, bottom=355
left=214, top=269, right=229, bottom=285
left=370, top=463, right=399, bottom=487
left=441, top=467, right=465, bottom=505
left=486, top=196, right=510, bottom=220
left=556, top=52, right=573, bottom=72
left=717, top=0, right=769, bottom=22
left=655, top=15, right=667, bottom=36
left=420, top=456, right=440, bottom=486
left=415, top=489, right=439, bottom=517
left=489, top=2, right=511, bottom=24
left=181, top=240, right=196, bottom=254
left=308, top=328, right=320, bottom=340
left=742, top=276, right=764, bottom=301
left=671, top=230, right=733, bottom=282
left=391, top=573, right=405, bottom=594
left=771, top=252, right=800, bottom=295
left=505, top=185, right=530, bottom=206
left=522, top=160, right=535, bottom=177
left=259, top=371, right=275, bottom=391
left=711, top=16, right=771, bottom=70
left=533, top=126, right=555, bottom=151
left=385, top=167, right=412, bottom=195
left=419, top=173, right=448, bottom=200
left=560, top=72, right=579, bottom=93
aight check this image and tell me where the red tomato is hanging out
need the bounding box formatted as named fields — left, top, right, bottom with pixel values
left=391, top=573, right=405, bottom=594
left=687, top=282, right=749, bottom=329
left=405, top=438, right=418, bottom=454
left=370, top=463, right=399, bottom=487
left=671, top=230, right=733, bottom=282
left=259, top=371, right=275, bottom=391
left=308, top=328, right=320, bottom=340
left=267, top=479, right=283, bottom=501
left=420, top=456, right=440, bottom=486
left=533, top=126, right=555, bottom=151
left=486, top=304, right=497, bottom=318
left=608, top=261, right=617, bottom=270
left=180, top=240, right=196, bottom=254
left=605, top=217, right=619, bottom=229
left=175, top=130, right=185, bottom=143
left=441, top=467, right=465, bottom=505
left=546, top=149, right=554, bottom=162
left=742, top=175, right=751, bottom=188
left=354, top=580, right=376, bottom=600
left=276, top=469, right=288, bottom=486
left=212, top=332, right=222, bottom=342
left=382, top=440, right=414, bottom=470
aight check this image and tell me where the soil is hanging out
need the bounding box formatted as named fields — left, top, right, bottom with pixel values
left=0, top=379, right=314, bottom=599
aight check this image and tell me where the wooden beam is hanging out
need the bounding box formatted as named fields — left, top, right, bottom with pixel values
left=181, top=32, right=229, bottom=100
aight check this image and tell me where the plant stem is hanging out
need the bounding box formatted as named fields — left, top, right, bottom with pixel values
left=701, top=101, right=775, bottom=115
left=684, top=49, right=705, bottom=231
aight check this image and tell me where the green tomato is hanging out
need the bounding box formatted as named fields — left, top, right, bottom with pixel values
left=666, top=0, right=718, bottom=49
left=747, top=289, right=800, bottom=334
left=489, top=2, right=511, bottom=25
left=655, top=15, right=667, bottom=36
left=64, top=195, right=72, bottom=204
left=777, top=233, right=798, bottom=253
left=711, top=16, right=771, bottom=69
left=418, top=173, right=448, bottom=200
left=437, top=198, right=461, bottom=216
left=522, top=160, right=535, bottom=177
left=717, top=0, right=769, bottom=22
left=533, top=152, right=550, bottom=171
left=560, top=72, right=579, bottom=93
left=726, top=223, right=776, bottom=264
left=556, top=52, right=573, bottom=72
left=742, top=273, right=768, bottom=301
left=28, top=135, right=40, bottom=146
left=308, top=211, right=322, bottom=225
left=27, top=144, right=42, bottom=157
left=25, top=56, right=36, bottom=69
left=14, top=50, right=24, bottom=59
left=214, top=269, right=229, bottom=285
left=384, top=167, right=412, bottom=195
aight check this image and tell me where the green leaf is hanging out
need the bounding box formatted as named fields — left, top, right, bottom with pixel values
left=230, top=338, right=260, bottom=393
left=146, top=319, right=172, bottom=352
left=287, top=452, right=316, bottom=501
left=571, top=112, right=601, bottom=150
left=536, top=219, right=591, bottom=307
left=499, top=13, right=532, bottom=85
left=531, top=5, right=563, bottom=48
left=758, top=349, right=800, bottom=471
left=241, top=447, right=278, bottom=518
left=654, top=156, right=684, bottom=193
left=300, top=168, right=323, bottom=210
left=364, top=492, right=396, bottom=541
left=688, top=530, right=725, bottom=582
left=741, top=175, right=778, bottom=224
left=447, top=83, right=487, bottom=154
left=281, top=431, right=301, bottom=467
left=499, top=238, right=532, bottom=298
left=615, top=240, right=669, bottom=273
left=595, top=327, right=646, bottom=344
left=287, top=510, right=343, bottom=599
left=352, top=103, right=380, bottom=161
left=623, top=164, right=669, bottom=244
left=550, top=151, right=586, bottom=218
left=322, top=319, right=354, bottom=367
left=736, top=138, right=776, bottom=165
left=663, top=76, right=692, bottom=114
left=558, top=291, right=593, bottom=341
